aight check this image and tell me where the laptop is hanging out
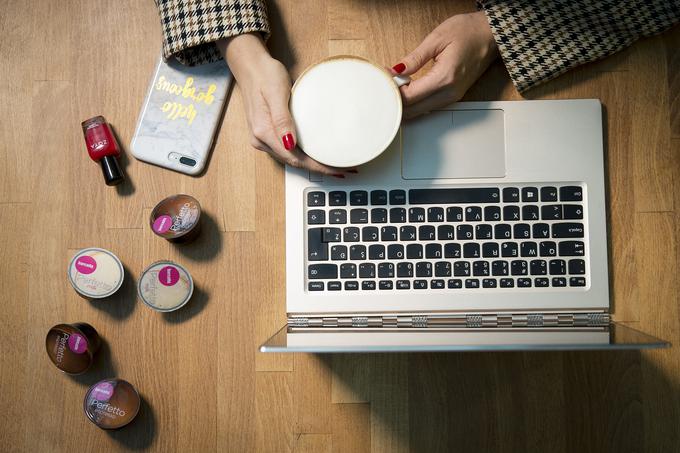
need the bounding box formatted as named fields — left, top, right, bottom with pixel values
left=261, top=99, right=669, bottom=352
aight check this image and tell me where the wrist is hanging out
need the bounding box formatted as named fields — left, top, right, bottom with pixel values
left=217, top=33, right=272, bottom=78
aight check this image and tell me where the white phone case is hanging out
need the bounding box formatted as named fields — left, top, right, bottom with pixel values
left=130, top=55, right=232, bottom=175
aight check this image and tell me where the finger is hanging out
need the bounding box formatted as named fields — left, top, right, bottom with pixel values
left=265, top=87, right=297, bottom=152
left=390, top=31, right=441, bottom=76
left=399, top=68, right=450, bottom=105
left=403, top=87, right=460, bottom=120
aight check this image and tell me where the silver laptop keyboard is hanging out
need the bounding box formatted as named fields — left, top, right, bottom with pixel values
left=305, top=185, right=588, bottom=292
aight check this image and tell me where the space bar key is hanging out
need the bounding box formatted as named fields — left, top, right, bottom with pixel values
left=409, top=188, right=500, bottom=204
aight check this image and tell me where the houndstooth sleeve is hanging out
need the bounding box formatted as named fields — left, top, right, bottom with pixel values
left=477, top=0, right=680, bottom=93
left=154, top=0, right=270, bottom=66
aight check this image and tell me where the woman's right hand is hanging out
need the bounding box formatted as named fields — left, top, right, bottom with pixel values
left=218, top=34, right=346, bottom=177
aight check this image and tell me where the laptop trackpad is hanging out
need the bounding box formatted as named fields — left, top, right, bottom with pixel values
left=402, top=109, right=506, bottom=179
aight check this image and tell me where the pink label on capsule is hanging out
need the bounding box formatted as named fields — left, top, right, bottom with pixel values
left=152, top=215, right=173, bottom=234
left=68, top=333, right=88, bottom=354
left=159, top=266, right=180, bottom=286
left=75, top=256, right=97, bottom=274
left=91, top=382, right=114, bottom=401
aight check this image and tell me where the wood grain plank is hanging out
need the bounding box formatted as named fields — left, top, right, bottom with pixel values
left=294, top=354, right=332, bottom=434
left=665, top=27, right=680, bottom=138
left=370, top=354, right=409, bottom=453
left=328, top=0, right=369, bottom=40
left=331, top=403, right=371, bottom=453
left=293, top=434, right=332, bottom=453
left=255, top=372, right=294, bottom=453
left=331, top=354, right=371, bottom=403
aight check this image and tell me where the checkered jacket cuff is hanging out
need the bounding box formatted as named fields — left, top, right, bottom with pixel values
left=155, top=0, right=270, bottom=66
left=477, top=0, right=680, bottom=93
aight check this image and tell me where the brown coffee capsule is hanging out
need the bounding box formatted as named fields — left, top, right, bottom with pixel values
left=84, top=378, right=141, bottom=430
left=45, top=323, right=101, bottom=375
left=150, top=194, right=202, bottom=243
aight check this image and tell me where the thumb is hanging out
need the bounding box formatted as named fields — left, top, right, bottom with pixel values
left=267, top=89, right=297, bottom=152
left=390, top=32, right=440, bottom=76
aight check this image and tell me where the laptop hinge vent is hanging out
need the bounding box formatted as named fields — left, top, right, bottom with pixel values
left=288, top=313, right=610, bottom=329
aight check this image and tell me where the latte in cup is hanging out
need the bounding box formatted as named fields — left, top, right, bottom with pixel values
left=291, top=56, right=409, bottom=168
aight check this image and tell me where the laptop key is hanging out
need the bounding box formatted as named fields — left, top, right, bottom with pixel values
left=448, top=279, right=463, bottom=289
left=552, top=223, right=584, bottom=238
left=368, top=245, right=385, bottom=260
left=484, top=206, right=501, bottom=221
left=362, top=226, right=379, bottom=242
left=570, top=277, right=586, bottom=287
left=435, top=261, right=452, bottom=277
left=370, top=208, right=387, bottom=223
left=533, top=223, right=550, bottom=239
left=425, top=243, right=442, bottom=259
left=500, top=278, right=515, bottom=288
left=307, top=191, right=325, bottom=206
left=308, top=209, right=325, bottom=225
left=457, top=224, right=474, bottom=240
left=535, top=277, right=550, bottom=287
left=359, top=263, right=376, bottom=278
left=563, top=204, right=584, bottom=219
left=308, top=282, right=324, bottom=291
left=438, top=225, right=455, bottom=240
left=495, top=224, right=512, bottom=239
left=419, top=225, right=436, bottom=241
left=397, top=262, right=413, bottom=277
left=409, top=187, right=500, bottom=204
left=511, top=260, right=528, bottom=276
left=514, top=223, right=531, bottom=239
left=465, top=206, right=482, bottom=221
left=549, top=259, right=566, bottom=275
left=453, top=262, right=470, bottom=277
left=390, top=207, right=407, bottom=223
left=345, top=281, right=359, bottom=290
left=343, top=227, right=360, bottom=242
left=381, top=226, right=398, bottom=241
left=560, top=186, right=583, bottom=201
left=473, top=261, right=490, bottom=276
left=350, top=209, right=368, bottom=223
left=541, top=205, right=563, bottom=220
left=389, top=190, right=406, bottom=205
left=329, top=191, right=346, bottom=206
left=503, top=187, right=520, bottom=202
left=362, top=281, right=376, bottom=290
left=501, top=242, right=518, bottom=257
left=520, top=242, right=538, bottom=257
left=445, top=243, right=462, bottom=258
left=370, top=190, right=388, bottom=205
left=330, top=245, right=347, bottom=261
left=414, top=280, right=428, bottom=289
left=388, top=244, right=404, bottom=259
left=379, top=280, right=393, bottom=290
left=568, top=259, right=586, bottom=274
left=322, top=227, right=342, bottom=242
left=559, top=241, right=585, bottom=256
left=482, top=242, right=499, bottom=258
left=340, top=263, right=356, bottom=279
left=308, top=264, right=337, bottom=279
left=492, top=260, right=508, bottom=276
left=328, top=281, right=341, bottom=291
left=307, top=228, right=328, bottom=261
left=539, top=241, right=557, bottom=257
left=517, top=278, right=532, bottom=287
left=378, top=263, right=395, bottom=278
left=416, top=262, right=432, bottom=277
left=522, top=205, right=539, bottom=221
left=431, top=279, right=445, bottom=289
left=521, top=187, right=538, bottom=202
left=409, top=208, right=426, bottom=222
left=482, top=278, right=497, bottom=288
left=400, top=226, right=417, bottom=241
left=447, top=207, right=463, bottom=222
left=463, top=243, right=480, bottom=258
left=540, top=186, right=558, bottom=202
left=530, top=260, right=547, bottom=275
left=349, top=190, right=368, bottom=205
left=476, top=224, right=493, bottom=240
left=407, top=244, right=423, bottom=259
left=465, top=279, right=480, bottom=288
left=503, top=205, right=520, bottom=221
left=551, top=277, right=567, bottom=287
left=349, top=245, right=366, bottom=260
left=396, top=280, right=410, bottom=289
left=427, top=207, right=445, bottom=222
left=329, top=209, right=346, bottom=224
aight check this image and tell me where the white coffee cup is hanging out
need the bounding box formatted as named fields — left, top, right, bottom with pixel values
left=290, top=56, right=410, bottom=168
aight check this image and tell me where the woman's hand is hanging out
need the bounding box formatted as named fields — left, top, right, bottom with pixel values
left=218, top=34, right=345, bottom=177
left=390, top=11, right=499, bottom=119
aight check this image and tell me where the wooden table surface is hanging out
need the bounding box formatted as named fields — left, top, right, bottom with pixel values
left=1, top=0, right=679, bottom=451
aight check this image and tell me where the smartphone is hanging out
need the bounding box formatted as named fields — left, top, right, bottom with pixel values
left=130, top=55, right=232, bottom=175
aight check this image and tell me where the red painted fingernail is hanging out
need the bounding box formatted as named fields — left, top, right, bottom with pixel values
left=392, top=63, right=406, bottom=74
left=332, top=173, right=345, bottom=179
left=282, top=133, right=295, bottom=151
left=346, top=169, right=358, bottom=174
